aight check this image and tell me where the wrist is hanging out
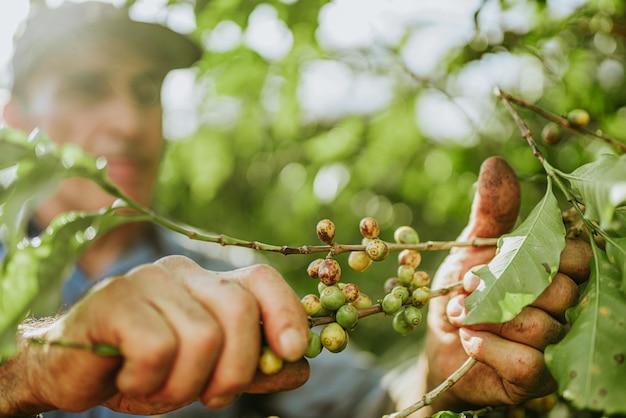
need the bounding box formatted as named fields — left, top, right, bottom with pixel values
left=0, top=322, right=56, bottom=417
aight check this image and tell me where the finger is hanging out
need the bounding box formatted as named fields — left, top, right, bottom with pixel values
left=85, top=275, right=178, bottom=397
left=531, top=272, right=579, bottom=322
left=232, top=264, right=309, bottom=362
left=460, top=156, right=521, bottom=240
left=430, top=158, right=521, bottom=337
left=123, top=263, right=224, bottom=405
left=559, top=238, right=592, bottom=284
left=432, top=157, right=521, bottom=290
left=459, top=328, right=557, bottom=403
left=463, top=267, right=484, bottom=293
left=156, top=256, right=262, bottom=402
left=464, top=306, right=568, bottom=351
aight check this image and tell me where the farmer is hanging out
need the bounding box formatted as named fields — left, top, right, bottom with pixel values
left=0, top=2, right=586, bottom=417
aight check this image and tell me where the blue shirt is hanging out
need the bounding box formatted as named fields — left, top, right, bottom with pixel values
left=3, top=226, right=392, bottom=418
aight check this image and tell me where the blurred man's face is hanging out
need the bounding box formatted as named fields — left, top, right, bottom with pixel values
left=11, top=39, right=166, bottom=220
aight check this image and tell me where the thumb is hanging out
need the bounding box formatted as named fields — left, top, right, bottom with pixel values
left=432, top=157, right=520, bottom=290
left=459, top=156, right=520, bottom=241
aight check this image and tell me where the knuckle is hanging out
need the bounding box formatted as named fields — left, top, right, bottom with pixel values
left=154, top=254, right=199, bottom=270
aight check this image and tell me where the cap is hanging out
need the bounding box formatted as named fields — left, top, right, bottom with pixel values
left=10, top=1, right=203, bottom=94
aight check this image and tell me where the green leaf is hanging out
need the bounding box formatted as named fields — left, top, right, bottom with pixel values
left=0, top=127, right=108, bottom=249
left=545, top=245, right=626, bottom=415
left=605, top=237, right=626, bottom=294
left=0, top=209, right=143, bottom=358
left=564, top=153, right=626, bottom=230
left=463, top=178, right=565, bottom=324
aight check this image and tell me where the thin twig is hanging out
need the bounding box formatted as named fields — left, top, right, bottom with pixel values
left=384, top=357, right=478, bottom=418
left=495, top=88, right=626, bottom=153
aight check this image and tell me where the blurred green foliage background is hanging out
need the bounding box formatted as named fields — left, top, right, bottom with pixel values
left=127, top=0, right=625, bottom=361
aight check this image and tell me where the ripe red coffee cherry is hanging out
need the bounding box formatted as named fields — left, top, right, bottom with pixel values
left=316, top=218, right=336, bottom=243
left=359, top=216, right=380, bottom=239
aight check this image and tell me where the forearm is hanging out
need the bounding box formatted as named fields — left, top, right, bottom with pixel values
left=0, top=321, right=55, bottom=417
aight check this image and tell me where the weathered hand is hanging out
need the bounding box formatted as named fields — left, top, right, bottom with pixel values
left=414, top=157, right=590, bottom=415
left=18, top=256, right=309, bottom=415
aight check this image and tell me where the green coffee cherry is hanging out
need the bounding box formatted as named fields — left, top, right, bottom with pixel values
left=301, top=294, right=322, bottom=316
left=336, top=303, right=359, bottom=329
left=391, top=285, right=410, bottom=304
left=411, top=270, right=430, bottom=288
left=392, top=309, right=414, bottom=336
left=316, top=218, right=336, bottom=243
left=317, top=258, right=341, bottom=285
left=311, top=306, right=332, bottom=318
left=382, top=292, right=403, bottom=314
left=397, top=264, right=415, bottom=286
left=567, top=109, right=590, bottom=127
left=305, top=330, right=323, bottom=358
left=412, top=286, right=430, bottom=308
left=403, top=305, right=423, bottom=326
left=317, top=281, right=328, bottom=295
left=320, top=323, right=348, bottom=353
left=393, top=226, right=419, bottom=244
left=351, top=292, right=373, bottom=309
left=348, top=250, right=372, bottom=272
left=366, top=238, right=389, bottom=261
left=258, top=346, right=283, bottom=375
left=359, top=216, right=380, bottom=239
left=320, top=285, right=346, bottom=311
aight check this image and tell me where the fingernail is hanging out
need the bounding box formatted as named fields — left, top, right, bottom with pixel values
left=459, top=328, right=471, bottom=342
left=279, top=328, right=305, bottom=362
left=459, top=328, right=477, bottom=354
left=447, top=297, right=464, bottom=319
left=463, top=270, right=482, bottom=293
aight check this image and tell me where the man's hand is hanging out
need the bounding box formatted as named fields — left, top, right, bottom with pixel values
left=10, top=256, right=310, bottom=416
left=392, top=157, right=591, bottom=416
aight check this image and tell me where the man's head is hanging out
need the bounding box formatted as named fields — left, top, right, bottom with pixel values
left=3, top=1, right=201, bottom=223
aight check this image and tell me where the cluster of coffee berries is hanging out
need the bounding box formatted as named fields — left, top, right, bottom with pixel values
left=541, top=108, right=591, bottom=145
left=301, top=279, right=373, bottom=356
left=305, top=217, right=432, bottom=353
left=382, top=225, right=431, bottom=335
